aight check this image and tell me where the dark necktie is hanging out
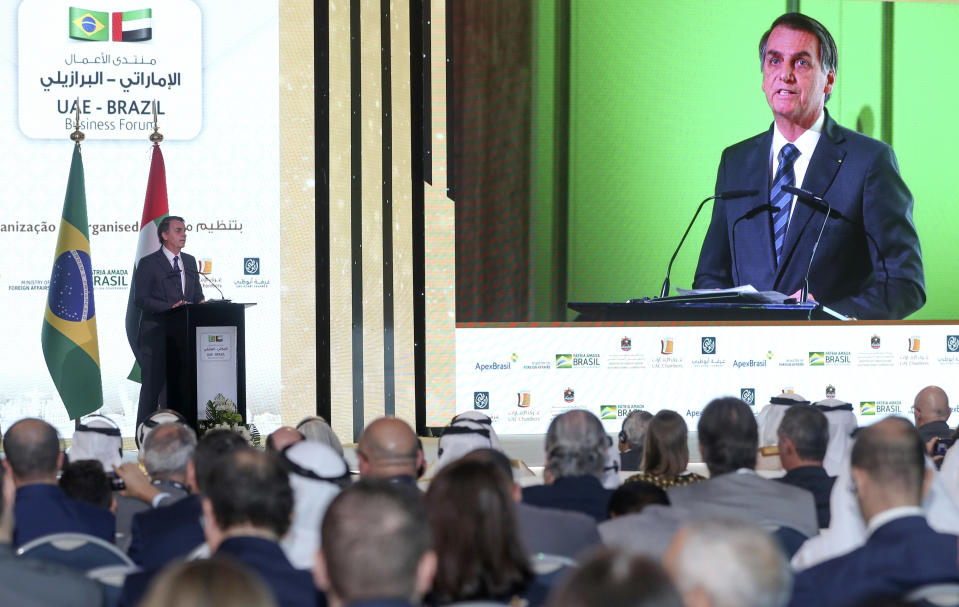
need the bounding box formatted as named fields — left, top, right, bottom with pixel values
left=771, top=143, right=800, bottom=266
left=173, top=255, right=184, bottom=298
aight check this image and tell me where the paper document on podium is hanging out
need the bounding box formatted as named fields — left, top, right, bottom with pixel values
left=670, top=285, right=795, bottom=304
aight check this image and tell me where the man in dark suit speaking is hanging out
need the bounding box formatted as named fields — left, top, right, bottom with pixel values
left=133, top=215, right=204, bottom=426
left=694, top=13, right=924, bottom=319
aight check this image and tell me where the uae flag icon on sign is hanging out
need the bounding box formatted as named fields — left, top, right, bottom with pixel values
left=113, top=9, right=152, bottom=42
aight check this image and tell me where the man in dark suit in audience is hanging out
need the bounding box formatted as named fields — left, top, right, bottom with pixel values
left=357, top=417, right=424, bottom=487
left=124, top=429, right=247, bottom=567
left=618, top=410, right=653, bottom=472
left=523, top=410, right=614, bottom=522
left=776, top=404, right=835, bottom=528
left=316, top=480, right=436, bottom=607
left=2, top=418, right=114, bottom=547
left=913, top=385, right=952, bottom=443
left=789, top=417, right=959, bottom=606
left=202, top=449, right=321, bottom=607
left=668, top=398, right=818, bottom=539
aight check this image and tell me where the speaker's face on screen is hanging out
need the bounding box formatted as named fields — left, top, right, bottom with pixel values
left=761, top=25, right=835, bottom=130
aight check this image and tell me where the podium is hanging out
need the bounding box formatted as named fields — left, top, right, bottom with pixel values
left=569, top=291, right=848, bottom=322
left=160, top=302, right=255, bottom=431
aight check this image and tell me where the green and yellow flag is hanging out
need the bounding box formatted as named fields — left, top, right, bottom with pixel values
left=69, top=7, right=109, bottom=41
left=42, top=143, right=103, bottom=419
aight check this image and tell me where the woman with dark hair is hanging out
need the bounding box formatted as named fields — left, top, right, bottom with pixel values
left=426, top=458, right=546, bottom=606
left=625, top=410, right=705, bottom=489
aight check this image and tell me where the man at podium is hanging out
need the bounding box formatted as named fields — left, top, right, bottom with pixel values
left=693, top=13, right=924, bottom=320
left=132, top=216, right=205, bottom=426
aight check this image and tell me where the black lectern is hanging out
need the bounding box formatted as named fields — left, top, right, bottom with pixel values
left=161, top=302, right=254, bottom=431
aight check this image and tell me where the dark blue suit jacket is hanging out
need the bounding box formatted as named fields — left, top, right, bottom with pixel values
left=789, top=515, right=959, bottom=607
left=127, top=494, right=205, bottom=568
left=775, top=466, right=835, bottom=529
left=522, top=476, right=613, bottom=522
left=13, top=484, right=115, bottom=548
left=216, top=536, right=324, bottom=607
left=694, top=110, right=924, bottom=319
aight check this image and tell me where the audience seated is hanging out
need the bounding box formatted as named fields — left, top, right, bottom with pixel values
left=139, top=557, right=279, bottom=607
left=426, top=458, right=546, bottom=606
left=2, top=418, right=114, bottom=547
left=546, top=547, right=683, bottom=607
left=135, top=409, right=188, bottom=449
left=617, top=410, right=653, bottom=472
left=668, top=397, right=818, bottom=539
left=790, top=417, right=959, bottom=607
left=625, top=410, right=704, bottom=489
left=601, top=436, right=623, bottom=490
left=432, top=413, right=502, bottom=474
left=59, top=459, right=115, bottom=513
left=775, top=405, right=835, bottom=529
left=608, top=481, right=668, bottom=518
left=357, top=417, right=423, bottom=486
left=296, top=416, right=345, bottom=456
left=811, top=397, right=858, bottom=476
left=200, top=449, right=322, bottom=607
left=278, top=441, right=351, bottom=570
left=461, top=448, right=601, bottom=560
left=125, top=428, right=247, bottom=568
left=266, top=426, right=305, bottom=453
left=317, top=479, right=435, bottom=607
left=664, top=518, right=792, bottom=607
left=0, top=463, right=105, bottom=607
left=114, top=421, right=196, bottom=551
left=67, top=414, right=124, bottom=471
left=522, top=409, right=613, bottom=522
left=913, top=386, right=952, bottom=443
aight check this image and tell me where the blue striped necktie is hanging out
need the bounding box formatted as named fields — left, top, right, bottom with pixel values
left=771, top=143, right=800, bottom=267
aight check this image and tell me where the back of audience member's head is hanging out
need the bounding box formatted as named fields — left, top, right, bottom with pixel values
left=545, top=409, right=608, bottom=480
left=777, top=405, right=829, bottom=465
left=426, top=458, right=532, bottom=604
left=3, top=418, right=61, bottom=482
left=449, top=411, right=502, bottom=448
left=68, top=414, right=123, bottom=471
left=192, top=429, right=250, bottom=493
left=608, top=481, right=669, bottom=518
left=913, top=385, right=950, bottom=425
left=643, top=410, right=691, bottom=478
left=620, top=410, right=654, bottom=452
left=265, top=426, right=304, bottom=453
left=140, top=558, right=278, bottom=607
left=435, top=416, right=502, bottom=472
left=851, top=416, right=926, bottom=507
left=59, top=460, right=113, bottom=510
left=319, top=480, right=434, bottom=605
left=136, top=409, right=188, bottom=449
left=142, top=422, right=197, bottom=479
left=547, top=547, right=684, bottom=607
left=699, top=397, right=758, bottom=476
left=357, top=417, right=420, bottom=479
left=665, top=519, right=792, bottom=607
left=296, top=416, right=345, bottom=456
left=203, top=449, right=293, bottom=543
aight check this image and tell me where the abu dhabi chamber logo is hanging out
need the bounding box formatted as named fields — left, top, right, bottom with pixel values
left=740, top=388, right=756, bottom=406
left=244, top=257, right=260, bottom=275
left=701, top=337, right=717, bottom=355
left=473, top=392, right=489, bottom=410
left=948, top=336, right=959, bottom=353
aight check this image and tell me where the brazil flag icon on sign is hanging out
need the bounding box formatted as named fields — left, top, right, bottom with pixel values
left=69, top=7, right=109, bottom=41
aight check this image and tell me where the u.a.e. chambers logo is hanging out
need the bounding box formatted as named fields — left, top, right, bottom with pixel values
left=18, top=0, right=203, bottom=140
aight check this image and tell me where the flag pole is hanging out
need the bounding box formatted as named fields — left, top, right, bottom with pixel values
left=71, top=97, right=84, bottom=144
left=150, top=99, right=163, bottom=144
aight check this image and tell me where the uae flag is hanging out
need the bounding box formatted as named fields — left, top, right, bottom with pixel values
left=113, top=8, right=152, bottom=42
left=125, top=142, right=168, bottom=382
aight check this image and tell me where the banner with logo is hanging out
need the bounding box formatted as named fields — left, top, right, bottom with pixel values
left=456, top=323, right=959, bottom=434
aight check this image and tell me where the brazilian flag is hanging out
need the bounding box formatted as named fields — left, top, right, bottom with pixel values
left=69, top=7, right=109, bottom=41
left=42, top=143, right=103, bottom=419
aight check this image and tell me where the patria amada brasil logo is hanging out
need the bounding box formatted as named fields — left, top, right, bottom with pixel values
left=69, top=7, right=153, bottom=42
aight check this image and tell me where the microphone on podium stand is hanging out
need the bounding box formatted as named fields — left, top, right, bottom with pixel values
left=659, top=189, right=759, bottom=298
left=196, top=258, right=230, bottom=302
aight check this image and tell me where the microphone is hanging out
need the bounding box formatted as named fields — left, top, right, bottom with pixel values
left=660, top=189, right=758, bottom=298
left=780, top=186, right=833, bottom=303
left=196, top=259, right=230, bottom=302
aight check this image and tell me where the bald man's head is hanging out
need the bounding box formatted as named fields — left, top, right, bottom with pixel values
left=266, top=426, right=304, bottom=453
left=357, top=418, right=420, bottom=479
left=913, top=386, right=950, bottom=426
left=2, top=418, right=61, bottom=483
